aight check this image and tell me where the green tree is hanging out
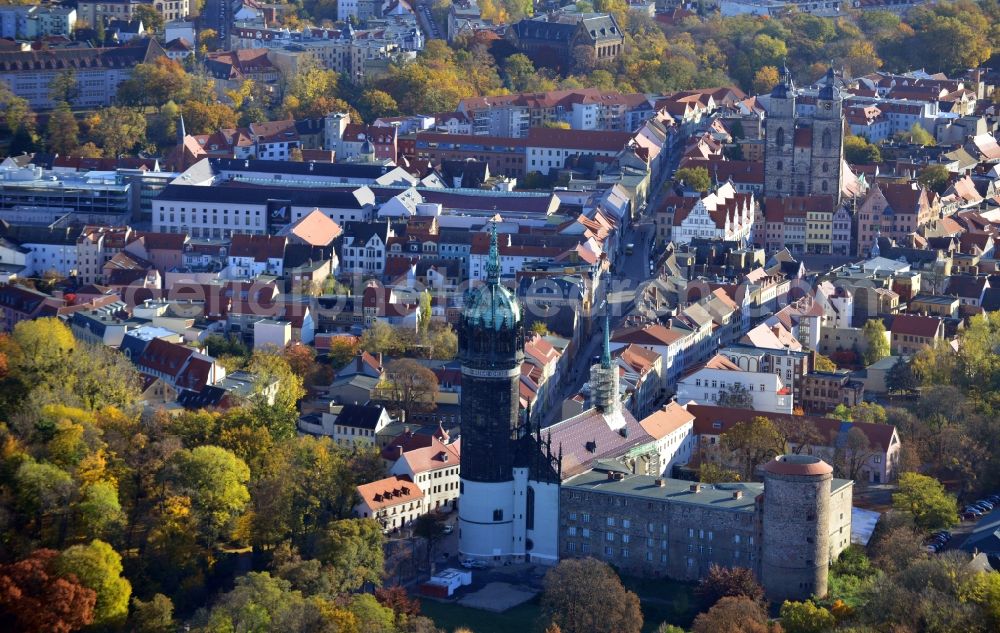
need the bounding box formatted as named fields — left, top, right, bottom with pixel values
left=813, top=353, right=837, bottom=372
left=861, top=319, right=890, bottom=366
left=134, top=4, right=165, bottom=33
left=46, top=101, right=79, bottom=155
left=541, top=558, right=643, bottom=633
left=319, top=518, right=385, bottom=593
left=885, top=356, right=918, bottom=393
left=129, top=593, right=175, bottom=633
left=14, top=460, right=75, bottom=527
left=779, top=600, right=837, bottom=633
left=197, top=572, right=332, bottom=632
left=892, top=472, right=958, bottom=532
left=116, top=58, right=191, bottom=108
left=917, top=164, right=949, bottom=194
left=673, top=166, right=711, bottom=193
left=164, top=446, right=251, bottom=544
left=48, top=70, right=78, bottom=105
left=359, top=89, right=400, bottom=120
left=844, top=135, right=882, bottom=165
left=348, top=593, right=397, bottom=633
left=76, top=481, right=125, bottom=540
left=503, top=53, right=537, bottom=92
left=56, top=539, right=131, bottom=627
left=246, top=349, right=307, bottom=440
left=699, top=462, right=741, bottom=483
left=897, top=122, right=936, bottom=146
left=413, top=513, right=446, bottom=567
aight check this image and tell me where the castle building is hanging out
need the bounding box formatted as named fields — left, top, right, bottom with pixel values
left=458, top=227, right=852, bottom=599
left=559, top=455, right=852, bottom=602
left=764, top=67, right=845, bottom=203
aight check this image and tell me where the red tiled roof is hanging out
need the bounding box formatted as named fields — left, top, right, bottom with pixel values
left=890, top=313, right=942, bottom=337
left=356, top=475, right=423, bottom=511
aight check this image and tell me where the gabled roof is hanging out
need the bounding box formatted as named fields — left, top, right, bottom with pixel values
left=397, top=437, right=461, bottom=475
left=334, top=403, right=388, bottom=429
left=356, top=475, right=423, bottom=511
left=890, top=313, right=943, bottom=337
left=639, top=402, right=695, bottom=440
left=277, top=209, right=342, bottom=246
left=688, top=404, right=897, bottom=453
left=611, top=323, right=686, bottom=346
left=228, top=234, right=286, bottom=261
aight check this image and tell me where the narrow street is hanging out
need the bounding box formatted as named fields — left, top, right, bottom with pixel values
left=540, top=130, right=684, bottom=426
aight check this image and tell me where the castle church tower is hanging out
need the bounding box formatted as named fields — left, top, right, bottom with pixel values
left=458, top=224, right=525, bottom=561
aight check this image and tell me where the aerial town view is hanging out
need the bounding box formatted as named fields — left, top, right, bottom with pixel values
left=2, top=0, right=1000, bottom=631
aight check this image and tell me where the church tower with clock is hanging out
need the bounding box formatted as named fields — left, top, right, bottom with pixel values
left=763, top=65, right=844, bottom=203
left=457, top=223, right=525, bottom=560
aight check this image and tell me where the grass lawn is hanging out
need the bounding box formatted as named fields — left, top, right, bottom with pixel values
left=420, top=597, right=542, bottom=633
left=420, top=576, right=697, bottom=633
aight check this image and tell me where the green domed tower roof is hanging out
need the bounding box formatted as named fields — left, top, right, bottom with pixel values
left=463, top=224, right=521, bottom=330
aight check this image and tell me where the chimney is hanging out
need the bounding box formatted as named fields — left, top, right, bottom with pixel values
left=607, top=470, right=617, bottom=481
left=732, top=490, right=743, bottom=500
left=654, top=478, right=665, bottom=487
left=393, top=445, right=403, bottom=459
left=689, top=483, right=702, bottom=493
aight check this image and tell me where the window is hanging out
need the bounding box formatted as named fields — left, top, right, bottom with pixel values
left=622, top=534, right=630, bottom=544
left=526, top=486, right=535, bottom=530
left=607, top=517, right=616, bottom=527
left=568, top=527, right=577, bottom=536
left=775, top=127, right=785, bottom=147
left=606, top=532, right=615, bottom=542
left=493, top=509, right=503, bottom=521
left=622, top=519, right=631, bottom=529
left=604, top=546, right=613, bottom=557
left=583, top=513, right=590, bottom=523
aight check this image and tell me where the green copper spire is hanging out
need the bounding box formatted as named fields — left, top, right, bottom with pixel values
left=601, top=314, right=611, bottom=369
left=486, top=222, right=501, bottom=284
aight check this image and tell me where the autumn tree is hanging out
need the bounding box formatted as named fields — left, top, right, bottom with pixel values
left=779, top=600, right=837, bottom=633
left=117, top=58, right=192, bottom=108
left=0, top=549, right=97, bottom=633
left=246, top=348, right=307, bottom=440
left=896, top=122, right=936, bottom=146
left=861, top=319, right=890, bottom=366
left=134, top=4, right=164, bottom=33
left=162, top=445, right=251, bottom=544
left=318, top=518, right=385, bottom=592
left=359, top=89, right=400, bottom=120
left=885, top=356, right=918, bottom=393
left=46, top=101, right=79, bottom=155
left=129, top=593, right=175, bottom=633
left=892, top=472, right=958, bottom=532
left=695, top=564, right=765, bottom=610
left=813, top=354, right=837, bottom=373
left=87, top=106, right=147, bottom=157
left=699, top=462, right=741, bottom=483
left=673, top=166, right=711, bottom=193
left=752, top=66, right=780, bottom=95
left=720, top=416, right=786, bottom=481
left=375, top=358, right=439, bottom=421
left=56, top=539, right=131, bottom=627
left=917, top=164, right=950, bottom=194
left=181, top=99, right=238, bottom=135
left=844, top=135, right=882, bottom=165
left=691, top=596, right=779, bottom=633
left=49, top=70, right=79, bottom=105
left=541, top=558, right=643, bottom=633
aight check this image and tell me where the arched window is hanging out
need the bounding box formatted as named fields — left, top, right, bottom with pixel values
left=822, top=180, right=829, bottom=192
left=822, top=162, right=829, bottom=173
left=776, top=179, right=783, bottom=190
left=775, top=128, right=785, bottom=147
left=526, top=486, right=535, bottom=530
left=777, top=160, right=783, bottom=171
left=822, top=129, right=832, bottom=149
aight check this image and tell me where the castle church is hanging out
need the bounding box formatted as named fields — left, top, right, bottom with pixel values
left=764, top=66, right=846, bottom=203
left=457, top=225, right=658, bottom=564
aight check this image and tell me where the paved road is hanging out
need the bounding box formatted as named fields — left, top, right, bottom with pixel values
left=539, top=130, right=685, bottom=425
left=202, top=0, right=231, bottom=47
left=415, top=2, right=444, bottom=40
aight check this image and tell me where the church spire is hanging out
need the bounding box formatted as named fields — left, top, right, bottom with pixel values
left=601, top=314, right=611, bottom=369
left=486, top=222, right=501, bottom=285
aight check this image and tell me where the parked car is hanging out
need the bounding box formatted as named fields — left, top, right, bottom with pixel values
left=962, top=511, right=980, bottom=521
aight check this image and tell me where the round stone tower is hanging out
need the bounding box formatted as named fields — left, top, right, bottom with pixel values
left=760, top=454, right=832, bottom=602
